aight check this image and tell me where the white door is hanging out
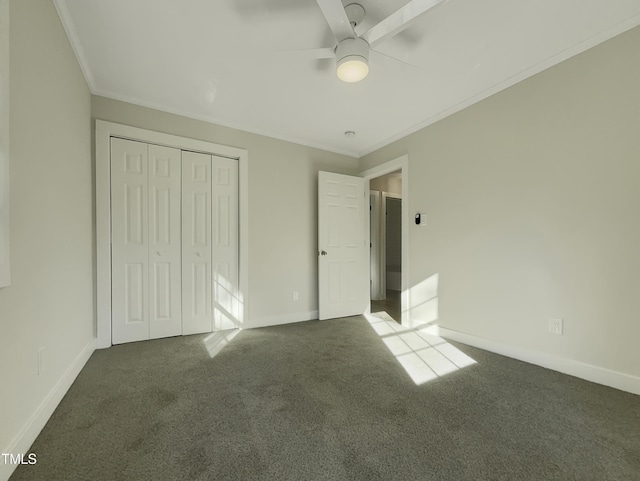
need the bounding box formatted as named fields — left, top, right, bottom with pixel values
left=211, top=156, right=240, bottom=330
left=111, top=138, right=182, bottom=344
left=148, top=144, right=182, bottom=339
left=111, top=138, right=149, bottom=344
left=318, top=171, right=369, bottom=320
left=182, top=152, right=240, bottom=334
left=182, top=151, right=213, bottom=335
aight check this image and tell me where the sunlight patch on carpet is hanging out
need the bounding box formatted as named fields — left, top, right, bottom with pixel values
left=203, top=329, right=240, bottom=358
left=365, top=311, right=476, bottom=385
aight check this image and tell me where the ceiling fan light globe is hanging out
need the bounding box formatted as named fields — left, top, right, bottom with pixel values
left=337, top=56, right=369, bottom=83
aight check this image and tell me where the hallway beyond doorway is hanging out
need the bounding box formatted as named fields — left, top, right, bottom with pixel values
left=371, top=290, right=401, bottom=324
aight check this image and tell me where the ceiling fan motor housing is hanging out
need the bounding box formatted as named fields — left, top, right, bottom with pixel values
left=336, top=37, right=370, bottom=64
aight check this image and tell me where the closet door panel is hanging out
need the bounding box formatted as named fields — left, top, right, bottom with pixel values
left=111, top=138, right=149, bottom=344
left=148, top=144, right=182, bottom=339
left=182, top=151, right=213, bottom=335
left=212, top=156, right=240, bottom=331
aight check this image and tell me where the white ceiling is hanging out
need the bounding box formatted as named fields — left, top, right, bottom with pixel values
left=54, top=0, right=640, bottom=157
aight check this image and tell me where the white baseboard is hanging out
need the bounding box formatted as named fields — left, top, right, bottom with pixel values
left=248, top=310, right=319, bottom=329
left=1, top=338, right=96, bottom=481
left=437, top=327, right=640, bottom=396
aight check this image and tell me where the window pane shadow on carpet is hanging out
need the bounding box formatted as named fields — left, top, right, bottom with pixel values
left=9, top=317, right=640, bottom=481
left=364, top=310, right=477, bottom=385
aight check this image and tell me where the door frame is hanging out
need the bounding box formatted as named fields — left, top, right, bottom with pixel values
left=95, top=120, right=249, bottom=348
left=361, top=155, right=409, bottom=325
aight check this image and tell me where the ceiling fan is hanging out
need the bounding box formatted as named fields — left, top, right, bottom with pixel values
left=306, top=0, right=445, bottom=82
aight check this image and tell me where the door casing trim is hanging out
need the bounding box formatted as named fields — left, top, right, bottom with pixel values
left=361, top=155, right=409, bottom=325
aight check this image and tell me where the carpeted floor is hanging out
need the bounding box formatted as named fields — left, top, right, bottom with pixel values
left=10, top=316, right=640, bottom=481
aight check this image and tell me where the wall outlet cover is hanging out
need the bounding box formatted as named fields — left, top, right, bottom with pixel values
left=549, top=318, right=563, bottom=335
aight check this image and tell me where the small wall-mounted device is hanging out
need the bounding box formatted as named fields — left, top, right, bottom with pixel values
left=415, top=213, right=427, bottom=226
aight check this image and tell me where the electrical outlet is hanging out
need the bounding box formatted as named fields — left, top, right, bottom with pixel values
left=293, top=291, right=299, bottom=301
left=38, top=347, right=45, bottom=375
left=548, top=318, right=563, bottom=335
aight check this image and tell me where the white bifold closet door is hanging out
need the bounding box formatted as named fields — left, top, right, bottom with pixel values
left=182, top=151, right=239, bottom=335
left=111, top=138, right=182, bottom=344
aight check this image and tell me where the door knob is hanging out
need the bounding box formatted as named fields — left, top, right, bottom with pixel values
left=320, top=250, right=328, bottom=256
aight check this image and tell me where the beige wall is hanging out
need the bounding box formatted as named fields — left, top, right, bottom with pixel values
left=360, top=26, right=640, bottom=379
left=92, top=96, right=359, bottom=326
left=0, top=0, right=93, bottom=469
left=0, top=1, right=8, bottom=288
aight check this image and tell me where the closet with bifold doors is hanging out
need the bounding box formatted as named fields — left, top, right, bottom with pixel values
left=110, top=137, right=239, bottom=345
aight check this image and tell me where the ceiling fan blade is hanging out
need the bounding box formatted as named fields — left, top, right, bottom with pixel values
left=306, top=47, right=336, bottom=59
left=315, top=0, right=355, bottom=42
left=361, top=0, right=445, bottom=48
left=276, top=47, right=335, bottom=59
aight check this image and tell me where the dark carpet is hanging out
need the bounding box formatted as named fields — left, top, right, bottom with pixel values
left=10, top=316, right=640, bottom=481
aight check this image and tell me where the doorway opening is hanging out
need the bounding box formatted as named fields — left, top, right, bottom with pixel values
left=369, top=170, right=402, bottom=323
